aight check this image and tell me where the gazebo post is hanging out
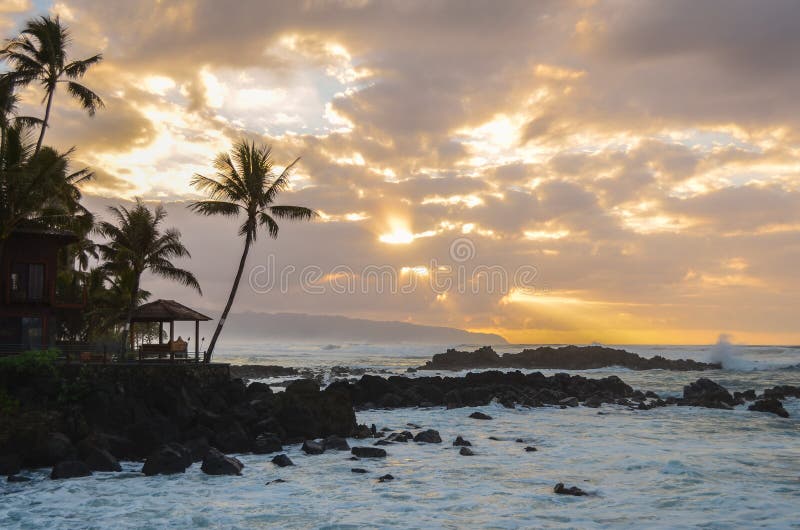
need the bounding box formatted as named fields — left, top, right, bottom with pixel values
left=195, top=320, right=199, bottom=363
left=159, top=321, right=164, bottom=344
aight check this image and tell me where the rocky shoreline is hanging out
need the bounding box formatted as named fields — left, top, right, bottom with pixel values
left=1, top=362, right=795, bottom=483
left=419, top=345, right=720, bottom=371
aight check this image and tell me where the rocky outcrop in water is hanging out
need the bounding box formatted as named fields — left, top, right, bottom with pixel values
left=419, top=345, right=720, bottom=371
left=332, top=371, right=637, bottom=410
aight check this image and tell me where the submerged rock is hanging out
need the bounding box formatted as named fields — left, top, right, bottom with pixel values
left=253, top=433, right=283, bottom=455
left=459, top=447, right=474, bottom=456
left=201, top=448, right=244, bottom=475
left=7, top=475, right=30, bottom=483
left=271, top=454, right=294, bottom=467
left=413, top=429, right=442, bottom=443
left=51, top=460, right=92, bottom=480
left=141, top=443, right=193, bottom=476
left=81, top=445, right=122, bottom=472
left=554, top=483, right=587, bottom=496
left=559, top=397, right=579, bottom=407
left=469, top=411, right=493, bottom=420
left=351, top=468, right=368, bottom=474
left=378, top=474, right=394, bottom=482
left=453, top=436, right=472, bottom=447
left=748, top=398, right=789, bottom=418
left=351, top=446, right=387, bottom=458
left=525, top=446, right=538, bottom=452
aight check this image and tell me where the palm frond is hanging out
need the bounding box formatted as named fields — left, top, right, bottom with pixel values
left=65, top=81, right=104, bottom=115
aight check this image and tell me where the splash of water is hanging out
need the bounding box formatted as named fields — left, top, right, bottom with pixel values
left=709, top=334, right=754, bottom=370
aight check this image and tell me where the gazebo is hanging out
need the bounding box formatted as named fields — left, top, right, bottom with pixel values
left=130, top=299, right=212, bottom=362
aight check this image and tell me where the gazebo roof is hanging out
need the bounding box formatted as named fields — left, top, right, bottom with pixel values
left=131, top=299, right=212, bottom=322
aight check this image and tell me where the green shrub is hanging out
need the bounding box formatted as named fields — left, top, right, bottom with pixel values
left=0, top=348, right=60, bottom=377
left=0, top=386, right=19, bottom=414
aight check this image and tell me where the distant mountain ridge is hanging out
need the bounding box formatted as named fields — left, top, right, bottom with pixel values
left=221, top=311, right=508, bottom=345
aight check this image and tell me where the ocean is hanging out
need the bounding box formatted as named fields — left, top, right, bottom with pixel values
left=2, top=342, right=798, bottom=529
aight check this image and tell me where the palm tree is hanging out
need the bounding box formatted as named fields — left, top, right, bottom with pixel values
left=189, top=139, right=317, bottom=362
left=1, top=15, right=103, bottom=153
left=0, top=120, right=93, bottom=267
left=97, top=199, right=201, bottom=348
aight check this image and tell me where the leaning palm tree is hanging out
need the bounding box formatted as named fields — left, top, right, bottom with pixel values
left=1, top=15, right=103, bottom=153
left=189, top=139, right=317, bottom=362
left=97, top=199, right=201, bottom=348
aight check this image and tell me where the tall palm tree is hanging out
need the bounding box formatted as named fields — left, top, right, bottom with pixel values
left=1, top=15, right=104, bottom=153
left=189, top=139, right=317, bottom=362
left=97, top=199, right=201, bottom=348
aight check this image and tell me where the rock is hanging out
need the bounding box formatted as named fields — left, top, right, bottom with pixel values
left=374, top=439, right=394, bottom=446
left=378, top=474, right=394, bottom=482
left=271, top=454, right=294, bottom=467
left=0, top=454, right=22, bottom=476
left=469, top=411, right=493, bottom=420
left=406, top=423, right=422, bottom=429
left=559, top=397, right=579, bottom=407
left=453, top=436, right=472, bottom=447
left=183, top=437, right=211, bottom=462
left=525, top=446, right=537, bottom=452
left=734, top=389, right=757, bottom=402
left=351, top=447, right=387, bottom=458
left=351, top=468, right=368, bottom=473
left=459, top=447, right=474, bottom=456
left=201, top=448, right=244, bottom=476
left=253, top=433, right=283, bottom=455
left=748, top=398, right=789, bottom=418
left=323, top=435, right=350, bottom=451
left=419, top=345, right=719, bottom=371
left=645, top=390, right=660, bottom=399
left=82, top=445, right=122, bottom=472
left=29, top=432, right=76, bottom=467
left=301, top=440, right=325, bottom=455
left=683, top=378, right=736, bottom=407
left=385, top=431, right=413, bottom=443
left=7, top=475, right=30, bottom=483
left=50, top=460, right=92, bottom=480
left=213, top=421, right=252, bottom=453
left=413, top=429, right=442, bottom=443
left=583, top=395, right=603, bottom=408
left=554, top=483, right=587, bottom=496
left=406, top=368, right=417, bottom=373
left=265, top=478, right=287, bottom=485
left=141, top=443, right=193, bottom=476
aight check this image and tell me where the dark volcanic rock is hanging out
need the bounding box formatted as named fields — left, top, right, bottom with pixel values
left=183, top=437, right=211, bottom=462
left=525, top=446, right=538, bottom=452
left=51, top=460, right=92, bottom=480
left=0, top=455, right=21, bottom=476
left=7, top=475, right=30, bottom=483
left=559, top=397, right=579, bottom=407
left=201, top=448, right=244, bottom=475
left=554, top=483, right=587, bottom=496
left=229, top=365, right=298, bottom=380
left=351, top=468, right=368, bottom=474
left=378, top=474, right=394, bottom=482
left=453, top=436, right=472, bottom=447
left=459, top=447, right=474, bottom=456
left=420, top=345, right=719, bottom=371
left=29, top=432, right=76, bottom=467
left=414, top=429, right=442, bottom=443
left=469, top=411, right=492, bottom=420
left=81, top=445, right=122, bottom=472
left=253, top=433, right=283, bottom=455
left=141, top=443, right=193, bottom=476
left=351, top=446, right=387, bottom=458
left=682, top=378, right=737, bottom=408
left=323, top=435, right=350, bottom=451
left=302, top=440, right=325, bottom=455
left=748, top=398, right=790, bottom=418
left=271, top=454, right=294, bottom=467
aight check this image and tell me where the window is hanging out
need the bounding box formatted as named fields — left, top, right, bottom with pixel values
left=28, top=264, right=44, bottom=301
left=8, top=263, right=46, bottom=302
left=21, top=318, right=42, bottom=349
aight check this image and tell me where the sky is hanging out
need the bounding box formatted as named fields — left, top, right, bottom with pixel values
left=2, top=0, right=800, bottom=345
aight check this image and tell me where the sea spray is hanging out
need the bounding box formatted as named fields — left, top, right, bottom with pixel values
left=709, top=334, right=754, bottom=370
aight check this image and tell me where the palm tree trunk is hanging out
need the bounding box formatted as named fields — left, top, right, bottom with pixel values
left=123, top=273, right=140, bottom=356
left=35, top=87, right=55, bottom=154
left=205, top=234, right=251, bottom=362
